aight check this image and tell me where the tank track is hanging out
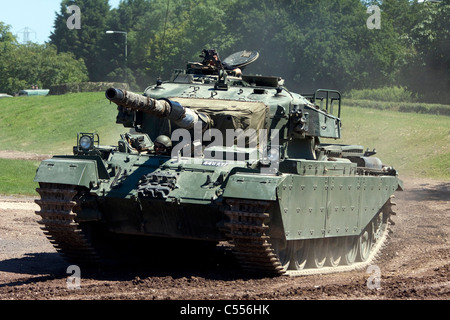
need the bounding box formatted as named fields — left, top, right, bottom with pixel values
left=225, top=197, right=397, bottom=276
left=224, top=199, right=285, bottom=275
left=35, top=183, right=100, bottom=265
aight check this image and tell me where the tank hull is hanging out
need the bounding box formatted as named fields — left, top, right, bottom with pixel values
left=35, top=152, right=401, bottom=275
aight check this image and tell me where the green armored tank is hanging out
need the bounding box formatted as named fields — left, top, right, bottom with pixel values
left=34, top=50, right=402, bottom=275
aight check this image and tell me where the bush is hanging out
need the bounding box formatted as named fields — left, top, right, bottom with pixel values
left=0, top=43, right=89, bottom=95
left=347, top=87, right=418, bottom=103
left=49, top=82, right=130, bottom=95
left=345, top=99, right=450, bottom=116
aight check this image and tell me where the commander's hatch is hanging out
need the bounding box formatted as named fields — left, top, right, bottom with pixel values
left=222, top=50, right=259, bottom=70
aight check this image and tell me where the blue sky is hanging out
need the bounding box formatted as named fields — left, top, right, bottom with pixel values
left=0, top=0, right=122, bottom=44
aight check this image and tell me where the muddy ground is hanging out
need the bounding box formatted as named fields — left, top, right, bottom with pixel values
left=0, top=171, right=448, bottom=307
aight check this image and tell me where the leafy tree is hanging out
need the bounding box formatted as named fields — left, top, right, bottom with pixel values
left=224, top=0, right=408, bottom=92
left=371, top=0, right=422, bottom=35
left=101, top=0, right=237, bottom=89
left=0, top=22, right=17, bottom=44
left=101, top=0, right=156, bottom=88
left=401, top=0, right=450, bottom=103
left=50, top=0, right=110, bottom=81
left=0, top=24, right=25, bottom=93
left=0, top=25, right=88, bottom=95
left=138, top=0, right=235, bottom=84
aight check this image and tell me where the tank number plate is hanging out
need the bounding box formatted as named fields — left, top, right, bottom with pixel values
left=202, top=160, right=228, bottom=167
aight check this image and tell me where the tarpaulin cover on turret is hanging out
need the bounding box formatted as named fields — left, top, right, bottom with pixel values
left=172, top=97, right=268, bottom=132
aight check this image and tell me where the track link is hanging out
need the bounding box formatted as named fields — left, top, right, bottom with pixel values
left=35, top=183, right=100, bottom=265
left=225, top=199, right=285, bottom=275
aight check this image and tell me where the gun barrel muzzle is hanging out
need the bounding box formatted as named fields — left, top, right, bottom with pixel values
left=105, top=87, right=125, bottom=102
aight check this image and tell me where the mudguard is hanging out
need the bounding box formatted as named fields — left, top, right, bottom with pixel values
left=223, top=173, right=285, bottom=201
left=34, top=157, right=102, bottom=189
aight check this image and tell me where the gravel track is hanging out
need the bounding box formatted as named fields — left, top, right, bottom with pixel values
left=0, top=176, right=448, bottom=303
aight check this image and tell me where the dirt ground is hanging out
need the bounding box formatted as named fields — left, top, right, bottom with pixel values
left=0, top=152, right=448, bottom=305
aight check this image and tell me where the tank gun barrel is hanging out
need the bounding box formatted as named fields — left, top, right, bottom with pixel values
left=105, top=88, right=209, bottom=130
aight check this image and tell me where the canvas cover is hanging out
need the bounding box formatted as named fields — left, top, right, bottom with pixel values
left=172, top=97, right=269, bottom=133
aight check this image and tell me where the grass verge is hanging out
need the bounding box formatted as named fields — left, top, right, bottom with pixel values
left=332, top=105, right=450, bottom=179
left=0, top=92, right=124, bottom=154
left=346, top=99, right=450, bottom=116
left=0, top=159, right=40, bottom=195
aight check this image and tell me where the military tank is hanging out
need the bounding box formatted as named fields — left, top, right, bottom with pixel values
left=34, top=50, right=403, bottom=276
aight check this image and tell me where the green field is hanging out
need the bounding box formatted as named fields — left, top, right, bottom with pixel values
left=333, top=106, right=450, bottom=179
left=0, top=92, right=449, bottom=195
left=0, top=92, right=124, bottom=153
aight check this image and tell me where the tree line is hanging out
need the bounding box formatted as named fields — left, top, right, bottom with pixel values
left=0, top=22, right=88, bottom=94
left=1, top=0, right=449, bottom=103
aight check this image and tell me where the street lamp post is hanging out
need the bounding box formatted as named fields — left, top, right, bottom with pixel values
left=106, top=30, right=128, bottom=86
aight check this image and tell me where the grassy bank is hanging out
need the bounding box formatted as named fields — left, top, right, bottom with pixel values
left=0, top=92, right=125, bottom=196
left=0, top=92, right=449, bottom=195
left=0, top=159, right=40, bottom=195
left=0, top=92, right=124, bottom=154
left=333, top=105, right=450, bottom=179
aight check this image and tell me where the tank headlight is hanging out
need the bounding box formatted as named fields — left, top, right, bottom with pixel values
left=79, top=135, right=93, bottom=150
